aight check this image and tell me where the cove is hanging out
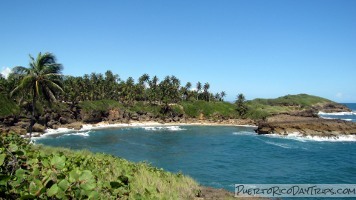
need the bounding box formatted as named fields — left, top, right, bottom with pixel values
left=34, top=125, right=356, bottom=192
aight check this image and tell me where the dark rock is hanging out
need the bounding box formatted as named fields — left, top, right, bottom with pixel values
left=31, top=123, right=45, bottom=133
left=107, top=109, right=121, bottom=121
left=59, top=117, right=68, bottom=124
left=3, top=116, right=17, bottom=126
left=131, top=113, right=139, bottom=120
left=290, top=109, right=318, bottom=118
left=137, top=110, right=147, bottom=115
left=63, top=122, right=83, bottom=130
left=47, top=120, right=59, bottom=129
left=173, top=116, right=180, bottom=122
left=314, top=102, right=351, bottom=113
left=81, top=110, right=106, bottom=123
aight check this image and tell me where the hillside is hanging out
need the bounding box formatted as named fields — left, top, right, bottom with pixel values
left=245, top=94, right=348, bottom=119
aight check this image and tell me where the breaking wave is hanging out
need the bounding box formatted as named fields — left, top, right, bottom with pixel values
left=318, top=111, right=356, bottom=116
left=142, top=126, right=186, bottom=131
left=265, top=133, right=356, bottom=142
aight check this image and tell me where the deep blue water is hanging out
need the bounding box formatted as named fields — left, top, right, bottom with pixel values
left=319, top=103, right=356, bottom=122
left=35, top=125, right=356, bottom=194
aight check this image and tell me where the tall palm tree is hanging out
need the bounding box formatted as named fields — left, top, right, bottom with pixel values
left=220, top=91, right=226, bottom=101
left=11, top=52, right=63, bottom=139
left=138, top=73, right=150, bottom=102
left=196, top=81, right=202, bottom=100
left=203, top=82, right=210, bottom=102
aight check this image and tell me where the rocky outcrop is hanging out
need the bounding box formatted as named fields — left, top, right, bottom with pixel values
left=313, top=102, right=351, bottom=113
left=255, top=114, right=356, bottom=136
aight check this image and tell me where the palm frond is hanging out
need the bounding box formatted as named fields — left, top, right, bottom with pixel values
left=43, top=79, right=64, bottom=93
left=12, top=66, right=29, bottom=75
left=43, top=64, right=63, bottom=74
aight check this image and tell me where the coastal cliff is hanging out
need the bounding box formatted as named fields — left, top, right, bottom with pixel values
left=255, top=104, right=356, bottom=136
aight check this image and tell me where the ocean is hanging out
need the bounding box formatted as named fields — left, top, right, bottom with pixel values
left=34, top=130, right=356, bottom=193
left=34, top=103, right=356, bottom=198
left=318, top=103, right=356, bottom=122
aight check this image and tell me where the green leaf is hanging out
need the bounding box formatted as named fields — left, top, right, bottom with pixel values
left=32, top=167, right=40, bottom=176
left=47, top=183, right=59, bottom=196
left=15, top=168, right=26, bottom=178
left=80, top=181, right=96, bottom=191
left=58, top=179, right=70, bottom=191
left=9, top=143, right=18, bottom=152
left=42, top=159, right=50, bottom=168
left=110, top=181, right=122, bottom=189
left=88, top=191, right=99, bottom=199
left=0, top=175, right=11, bottom=185
left=79, top=170, right=93, bottom=182
left=0, top=154, right=5, bottom=166
left=29, top=179, right=43, bottom=195
left=69, top=169, right=80, bottom=182
left=15, top=149, right=25, bottom=156
left=55, top=189, right=66, bottom=199
left=51, top=155, right=66, bottom=170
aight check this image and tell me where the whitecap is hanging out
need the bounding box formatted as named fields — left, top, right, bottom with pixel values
left=45, top=127, right=74, bottom=134
left=304, top=135, right=356, bottom=142
left=318, top=111, right=356, bottom=116
left=32, top=128, right=75, bottom=140
left=264, top=132, right=356, bottom=142
left=65, top=131, right=91, bottom=137
left=143, top=126, right=186, bottom=131
left=232, top=131, right=255, bottom=136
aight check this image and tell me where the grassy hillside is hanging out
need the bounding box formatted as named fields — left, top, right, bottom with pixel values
left=245, top=94, right=333, bottom=119
left=0, top=133, right=199, bottom=199
left=180, top=100, right=237, bottom=119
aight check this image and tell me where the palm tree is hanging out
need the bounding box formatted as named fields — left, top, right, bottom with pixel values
left=203, top=82, right=210, bottom=102
left=11, top=52, right=63, bottom=139
left=183, top=82, right=192, bottom=101
left=220, top=91, right=226, bottom=101
left=235, top=93, right=248, bottom=117
left=196, top=81, right=202, bottom=100
left=149, top=76, right=159, bottom=104
left=138, top=73, right=150, bottom=102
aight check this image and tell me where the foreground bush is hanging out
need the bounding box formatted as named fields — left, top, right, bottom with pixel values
left=0, top=133, right=199, bottom=199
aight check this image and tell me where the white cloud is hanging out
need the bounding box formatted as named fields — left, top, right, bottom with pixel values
left=1, top=67, right=12, bottom=79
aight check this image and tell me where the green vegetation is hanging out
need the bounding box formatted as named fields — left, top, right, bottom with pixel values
left=0, top=133, right=199, bottom=199
left=181, top=100, right=236, bottom=119
left=79, top=99, right=123, bottom=112
left=245, top=94, right=333, bottom=119
left=10, top=53, right=64, bottom=138
left=0, top=94, right=20, bottom=117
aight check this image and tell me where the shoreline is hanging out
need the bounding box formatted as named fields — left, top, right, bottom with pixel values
left=29, top=120, right=258, bottom=139
left=29, top=120, right=356, bottom=142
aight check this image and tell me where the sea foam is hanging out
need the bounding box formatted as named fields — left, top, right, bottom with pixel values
left=142, top=126, right=186, bottom=131
left=265, top=132, right=356, bottom=142
left=318, top=111, right=356, bottom=116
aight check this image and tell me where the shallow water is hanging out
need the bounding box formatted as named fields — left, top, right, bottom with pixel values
left=35, top=125, right=356, bottom=193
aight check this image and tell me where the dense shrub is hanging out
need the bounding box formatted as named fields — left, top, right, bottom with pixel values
left=0, top=133, right=199, bottom=199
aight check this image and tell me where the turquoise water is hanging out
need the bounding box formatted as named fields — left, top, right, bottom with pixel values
left=35, top=125, right=356, bottom=193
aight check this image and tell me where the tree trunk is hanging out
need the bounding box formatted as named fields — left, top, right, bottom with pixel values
left=29, top=91, right=36, bottom=141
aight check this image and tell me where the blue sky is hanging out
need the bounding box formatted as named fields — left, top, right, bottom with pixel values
left=1, top=0, right=355, bottom=102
